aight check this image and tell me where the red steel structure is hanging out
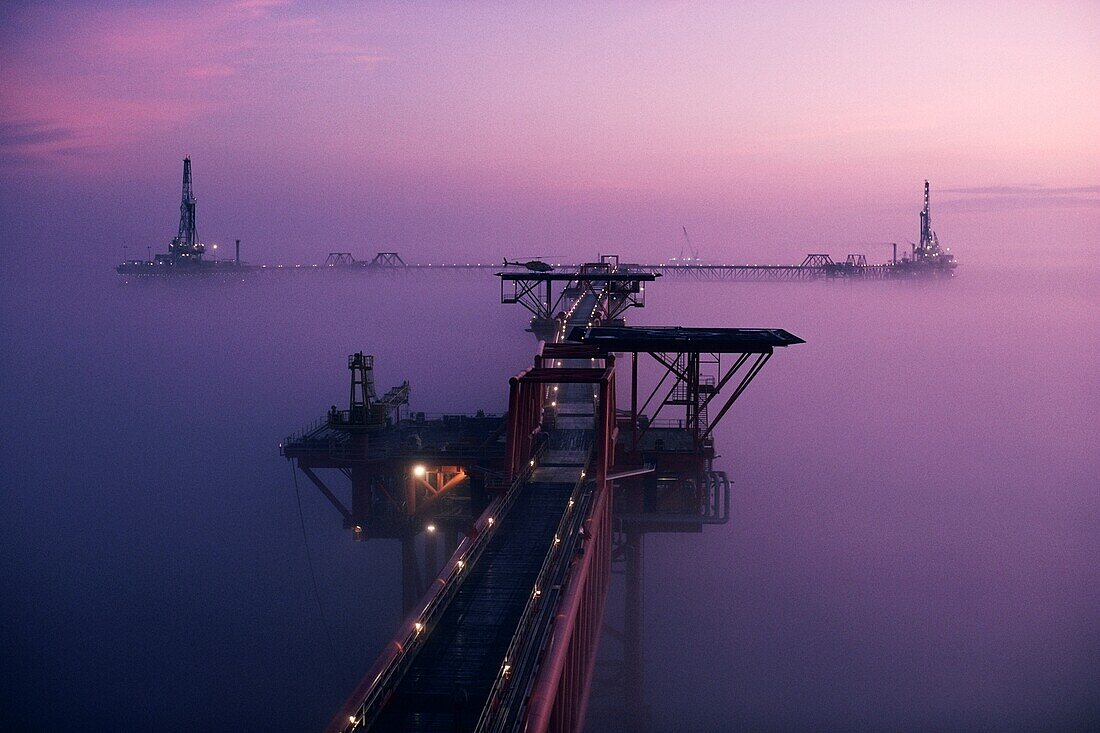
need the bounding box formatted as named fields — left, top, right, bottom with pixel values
left=489, top=343, right=616, bottom=732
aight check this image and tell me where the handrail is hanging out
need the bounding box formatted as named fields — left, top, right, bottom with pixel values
left=281, top=411, right=507, bottom=451
left=333, top=442, right=548, bottom=733
left=473, top=451, right=596, bottom=733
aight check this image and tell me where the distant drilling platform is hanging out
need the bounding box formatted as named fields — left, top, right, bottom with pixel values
left=116, top=157, right=252, bottom=277
left=116, top=157, right=957, bottom=281
left=895, top=179, right=957, bottom=276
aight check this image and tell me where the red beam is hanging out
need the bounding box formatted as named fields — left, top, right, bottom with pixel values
left=523, top=473, right=612, bottom=732
left=522, top=370, right=616, bottom=733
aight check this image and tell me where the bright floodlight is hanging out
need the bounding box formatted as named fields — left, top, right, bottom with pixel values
left=413, top=464, right=426, bottom=477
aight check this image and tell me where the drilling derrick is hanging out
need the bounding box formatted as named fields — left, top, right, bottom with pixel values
left=896, top=179, right=957, bottom=277
left=168, top=156, right=203, bottom=262
left=916, top=180, right=936, bottom=260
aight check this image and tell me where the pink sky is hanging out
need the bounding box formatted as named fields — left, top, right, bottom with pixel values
left=2, top=1, right=1098, bottom=264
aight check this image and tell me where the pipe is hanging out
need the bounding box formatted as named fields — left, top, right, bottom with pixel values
left=523, top=479, right=611, bottom=732
left=324, top=501, right=502, bottom=733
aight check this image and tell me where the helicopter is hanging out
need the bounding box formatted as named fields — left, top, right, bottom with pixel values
left=503, top=257, right=554, bottom=272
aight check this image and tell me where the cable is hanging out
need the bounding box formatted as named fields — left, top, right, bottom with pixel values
left=291, top=461, right=339, bottom=668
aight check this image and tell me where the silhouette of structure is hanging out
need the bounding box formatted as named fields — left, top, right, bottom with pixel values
left=284, top=266, right=803, bottom=731
left=170, top=156, right=199, bottom=259
left=119, top=168, right=956, bottom=281
left=116, top=157, right=253, bottom=276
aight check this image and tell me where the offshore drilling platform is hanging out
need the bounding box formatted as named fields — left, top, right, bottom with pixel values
left=116, top=157, right=253, bottom=276
left=116, top=158, right=956, bottom=281
left=893, top=179, right=957, bottom=276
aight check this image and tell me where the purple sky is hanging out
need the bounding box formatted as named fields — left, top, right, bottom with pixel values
left=2, top=1, right=1098, bottom=264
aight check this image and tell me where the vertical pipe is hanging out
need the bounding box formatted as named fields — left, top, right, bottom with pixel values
left=624, top=531, right=646, bottom=731
left=235, top=238, right=240, bottom=265
left=524, top=380, right=532, bottom=469
left=598, top=378, right=610, bottom=486
left=506, top=377, right=521, bottom=482
left=350, top=466, right=370, bottom=524
left=405, top=471, right=417, bottom=515
left=631, top=351, right=638, bottom=453
left=401, top=532, right=419, bottom=613
left=425, top=529, right=440, bottom=579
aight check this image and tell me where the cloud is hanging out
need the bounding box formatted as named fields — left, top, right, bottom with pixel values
left=232, top=0, right=291, bottom=17
left=188, top=64, right=236, bottom=79
left=0, top=3, right=397, bottom=174
left=0, top=119, right=105, bottom=169
left=295, top=41, right=393, bottom=66
left=0, top=120, right=78, bottom=147
left=940, top=185, right=1100, bottom=196
left=936, top=183, right=1100, bottom=212
left=353, top=54, right=392, bottom=68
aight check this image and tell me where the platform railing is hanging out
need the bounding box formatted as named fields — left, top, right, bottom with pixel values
left=332, top=442, right=548, bottom=733
left=473, top=452, right=596, bottom=733
left=614, top=470, right=731, bottom=526
left=280, top=411, right=507, bottom=459
left=285, top=411, right=506, bottom=438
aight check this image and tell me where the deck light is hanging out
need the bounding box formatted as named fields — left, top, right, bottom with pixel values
left=413, top=464, right=426, bottom=477
left=426, top=524, right=436, bottom=533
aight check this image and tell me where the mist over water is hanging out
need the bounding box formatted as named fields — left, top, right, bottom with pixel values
left=1, top=247, right=1098, bottom=731
left=589, top=266, right=1100, bottom=731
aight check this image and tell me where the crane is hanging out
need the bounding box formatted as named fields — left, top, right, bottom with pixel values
left=676, top=226, right=700, bottom=262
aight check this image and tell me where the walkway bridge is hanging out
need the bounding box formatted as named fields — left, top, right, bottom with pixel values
left=330, top=296, right=617, bottom=733
left=318, top=252, right=899, bottom=281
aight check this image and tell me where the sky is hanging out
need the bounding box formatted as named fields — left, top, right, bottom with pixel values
left=1, top=1, right=1098, bottom=264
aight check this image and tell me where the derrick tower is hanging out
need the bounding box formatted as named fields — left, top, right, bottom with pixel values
left=168, top=157, right=203, bottom=260
left=915, top=179, right=939, bottom=261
